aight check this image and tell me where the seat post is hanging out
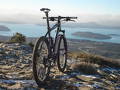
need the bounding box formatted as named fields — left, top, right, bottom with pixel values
left=40, top=8, right=51, bottom=37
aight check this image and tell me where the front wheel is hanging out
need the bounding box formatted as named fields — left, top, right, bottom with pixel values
left=57, top=35, right=67, bottom=72
left=32, top=36, right=50, bottom=87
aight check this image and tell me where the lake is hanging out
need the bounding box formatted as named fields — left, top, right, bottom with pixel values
left=0, top=23, right=120, bottom=44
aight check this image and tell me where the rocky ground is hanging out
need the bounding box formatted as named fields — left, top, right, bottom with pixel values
left=0, top=43, right=120, bottom=90
left=68, top=39, right=120, bottom=59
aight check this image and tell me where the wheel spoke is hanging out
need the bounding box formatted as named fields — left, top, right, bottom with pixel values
left=33, top=38, right=50, bottom=82
left=57, top=36, right=67, bottom=72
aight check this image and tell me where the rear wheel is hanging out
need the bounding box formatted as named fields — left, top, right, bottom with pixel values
left=57, top=35, right=67, bottom=72
left=32, top=36, right=50, bottom=87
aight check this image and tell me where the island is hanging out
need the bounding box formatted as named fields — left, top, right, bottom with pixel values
left=108, top=34, right=120, bottom=37
left=72, top=32, right=112, bottom=40
left=0, top=25, right=10, bottom=31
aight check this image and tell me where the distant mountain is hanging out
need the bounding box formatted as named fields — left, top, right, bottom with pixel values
left=72, top=32, right=111, bottom=40
left=0, top=25, right=10, bottom=31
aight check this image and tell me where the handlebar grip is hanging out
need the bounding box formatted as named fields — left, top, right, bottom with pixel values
left=72, top=17, right=77, bottom=19
left=66, top=17, right=77, bottom=19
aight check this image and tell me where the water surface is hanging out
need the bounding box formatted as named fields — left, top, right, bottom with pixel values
left=0, top=23, right=120, bottom=44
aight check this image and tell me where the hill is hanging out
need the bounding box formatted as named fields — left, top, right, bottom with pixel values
left=0, top=25, right=10, bottom=31
left=72, top=32, right=111, bottom=40
left=68, top=39, right=120, bottom=59
left=0, top=43, right=120, bottom=89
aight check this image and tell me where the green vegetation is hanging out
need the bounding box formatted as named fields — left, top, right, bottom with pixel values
left=0, top=41, right=3, bottom=43
left=68, top=52, right=120, bottom=68
left=28, top=42, right=34, bottom=49
left=9, top=32, right=26, bottom=43
left=68, top=52, right=120, bottom=74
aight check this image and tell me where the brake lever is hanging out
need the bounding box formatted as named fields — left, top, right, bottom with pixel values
left=70, top=20, right=76, bottom=22
left=62, top=19, right=76, bottom=22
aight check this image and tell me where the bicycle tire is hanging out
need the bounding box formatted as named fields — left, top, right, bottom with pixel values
left=32, top=36, right=50, bottom=87
left=57, top=35, right=67, bottom=72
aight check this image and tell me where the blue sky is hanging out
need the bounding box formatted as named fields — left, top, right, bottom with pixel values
left=0, top=0, right=120, bottom=14
left=0, top=0, right=120, bottom=26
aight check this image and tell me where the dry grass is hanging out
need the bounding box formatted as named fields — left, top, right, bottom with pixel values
left=71, top=62, right=99, bottom=74
left=68, top=52, right=120, bottom=68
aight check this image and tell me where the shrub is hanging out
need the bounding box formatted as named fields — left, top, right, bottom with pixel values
left=10, top=32, right=26, bottom=43
left=28, top=42, right=34, bottom=49
left=0, top=41, right=3, bottom=43
left=71, top=62, right=99, bottom=74
left=68, top=52, right=120, bottom=68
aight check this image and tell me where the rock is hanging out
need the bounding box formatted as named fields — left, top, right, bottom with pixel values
left=79, top=86, right=92, bottom=90
left=0, top=43, right=120, bottom=89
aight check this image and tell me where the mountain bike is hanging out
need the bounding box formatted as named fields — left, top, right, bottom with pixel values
left=32, top=8, right=77, bottom=87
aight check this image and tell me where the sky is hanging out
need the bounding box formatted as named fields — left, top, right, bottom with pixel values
left=0, top=0, right=120, bottom=27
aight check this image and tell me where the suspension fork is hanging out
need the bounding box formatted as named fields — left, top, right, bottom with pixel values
left=53, top=16, right=62, bottom=55
left=57, top=16, right=65, bottom=35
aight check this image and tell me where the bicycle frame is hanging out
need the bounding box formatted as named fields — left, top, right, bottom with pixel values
left=41, top=8, right=77, bottom=58
left=44, top=12, right=64, bottom=52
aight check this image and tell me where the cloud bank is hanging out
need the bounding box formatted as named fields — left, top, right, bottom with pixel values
left=0, top=13, right=120, bottom=29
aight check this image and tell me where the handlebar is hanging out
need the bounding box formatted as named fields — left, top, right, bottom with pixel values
left=43, top=16, right=77, bottom=21
left=40, top=8, right=77, bottom=22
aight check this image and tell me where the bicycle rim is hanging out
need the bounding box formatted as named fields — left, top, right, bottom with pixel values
left=33, top=37, right=50, bottom=84
left=57, top=35, right=67, bottom=72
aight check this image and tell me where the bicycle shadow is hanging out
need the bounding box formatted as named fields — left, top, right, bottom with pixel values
left=38, top=70, right=81, bottom=90
left=39, top=78, right=79, bottom=90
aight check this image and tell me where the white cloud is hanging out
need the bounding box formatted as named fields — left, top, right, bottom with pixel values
left=77, top=14, right=120, bottom=27
left=0, top=12, right=120, bottom=28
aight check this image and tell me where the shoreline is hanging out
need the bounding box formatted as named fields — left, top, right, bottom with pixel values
left=0, top=35, right=120, bottom=44
left=72, top=31, right=112, bottom=40
left=0, top=35, right=120, bottom=59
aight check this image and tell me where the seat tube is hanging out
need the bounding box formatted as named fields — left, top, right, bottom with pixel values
left=45, top=12, right=51, bottom=37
